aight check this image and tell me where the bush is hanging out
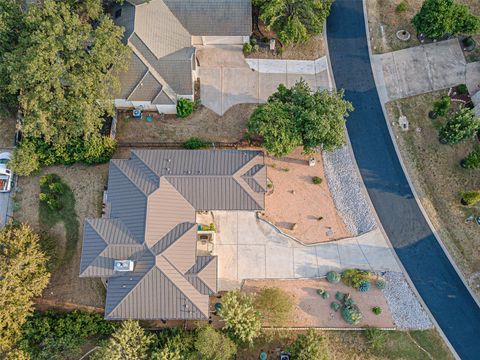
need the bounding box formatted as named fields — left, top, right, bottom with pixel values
left=335, top=291, right=345, bottom=302
left=439, top=108, right=480, bottom=144
left=321, top=291, right=330, bottom=300
left=432, top=96, right=451, bottom=116
left=462, top=147, right=480, bottom=169
left=372, top=306, right=382, bottom=315
left=219, top=290, right=262, bottom=345
left=460, top=191, right=480, bottom=205
left=183, top=137, right=209, bottom=150
left=254, top=287, right=293, bottom=326
left=375, top=278, right=386, bottom=290
left=358, top=280, right=371, bottom=292
left=344, top=294, right=355, bottom=307
left=194, top=325, right=237, bottom=360
left=39, top=174, right=65, bottom=211
left=457, top=84, right=468, bottom=94
left=243, top=42, right=253, bottom=54
left=365, top=328, right=387, bottom=350
left=396, top=0, right=408, bottom=13
left=326, top=271, right=341, bottom=283
left=176, top=98, right=195, bottom=118
left=312, top=176, right=322, bottom=185
left=82, top=135, right=117, bottom=165
left=341, top=304, right=363, bottom=325
left=288, top=329, right=329, bottom=360
left=330, top=302, right=340, bottom=312
left=342, top=269, right=372, bottom=290
left=9, top=141, right=40, bottom=176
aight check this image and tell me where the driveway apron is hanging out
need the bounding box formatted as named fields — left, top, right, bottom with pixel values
left=326, top=1, right=480, bottom=358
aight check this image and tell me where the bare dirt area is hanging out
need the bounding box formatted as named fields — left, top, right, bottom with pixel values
left=115, top=104, right=255, bottom=144
left=14, top=164, right=109, bottom=309
left=366, top=0, right=480, bottom=56
left=243, top=279, right=394, bottom=329
left=386, top=91, right=480, bottom=297
left=0, top=112, right=15, bottom=148
left=247, top=35, right=326, bottom=61
left=261, top=147, right=351, bottom=244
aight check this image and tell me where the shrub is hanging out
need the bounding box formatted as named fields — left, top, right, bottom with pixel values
left=460, top=191, right=480, bottom=205
left=439, top=108, right=480, bottom=144
left=330, top=302, right=340, bottom=312
left=358, top=280, right=371, bottom=292
left=82, top=135, right=117, bottom=165
left=9, top=141, right=40, bottom=176
left=396, top=0, right=408, bottom=13
left=194, top=325, right=237, bottom=360
left=312, top=176, right=322, bottom=185
left=254, top=287, right=293, bottom=326
left=457, top=84, right=468, bottom=94
left=287, top=329, right=329, bottom=360
left=326, top=271, right=341, bottom=283
left=462, top=147, right=480, bottom=169
left=176, top=98, right=195, bottom=118
left=183, top=137, right=209, bottom=150
left=365, top=328, right=387, bottom=350
left=375, top=278, right=386, bottom=290
left=335, top=291, right=345, bottom=302
left=432, top=96, right=451, bottom=116
left=39, top=174, right=65, bottom=211
left=321, top=291, right=330, bottom=300
left=344, top=294, right=355, bottom=307
left=341, top=304, right=363, bottom=325
left=372, top=306, right=382, bottom=315
left=243, top=42, right=253, bottom=54
left=220, top=290, right=262, bottom=345
left=342, top=269, right=371, bottom=290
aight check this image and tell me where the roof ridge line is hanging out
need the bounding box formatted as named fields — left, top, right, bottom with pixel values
left=79, top=220, right=109, bottom=277
left=126, top=70, right=150, bottom=100
left=111, top=159, right=152, bottom=197
left=152, top=222, right=196, bottom=255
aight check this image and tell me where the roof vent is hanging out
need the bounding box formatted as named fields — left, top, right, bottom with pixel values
left=114, top=260, right=134, bottom=272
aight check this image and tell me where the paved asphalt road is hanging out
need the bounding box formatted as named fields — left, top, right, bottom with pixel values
left=326, top=1, right=480, bottom=358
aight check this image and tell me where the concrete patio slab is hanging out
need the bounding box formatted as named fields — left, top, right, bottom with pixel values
left=375, top=39, right=467, bottom=101
left=265, top=244, right=294, bottom=278
left=198, top=67, right=222, bottom=115
left=466, top=62, right=480, bottom=96
left=222, top=68, right=259, bottom=111
left=238, top=244, right=266, bottom=279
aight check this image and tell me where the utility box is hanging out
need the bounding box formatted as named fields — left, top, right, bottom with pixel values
left=114, top=260, right=134, bottom=272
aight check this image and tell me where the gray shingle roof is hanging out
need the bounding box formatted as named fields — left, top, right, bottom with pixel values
left=163, top=0, right=252, bottom=36
left=80, top=150, right=266, bottom=320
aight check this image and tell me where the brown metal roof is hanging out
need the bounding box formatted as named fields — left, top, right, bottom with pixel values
left=80, top=150, right=265, bottom=320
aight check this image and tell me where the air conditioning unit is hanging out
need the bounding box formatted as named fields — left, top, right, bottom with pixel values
left=114, top=260, right=134, bottom=272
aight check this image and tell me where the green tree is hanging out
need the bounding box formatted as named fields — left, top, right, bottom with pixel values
left=255, top=0, right=333, bottom=45
left=439, top=108, right=480, bottom=144
left=92, top=321, right=153, bottom=360
left=0, top=225, right=50, bottom=353
left=3, top=0, right=129, bottom=162
left=5, top=349, right=31, bottom=360
left=412, top=0, right=480, bottom=38
left=151, top=329, right=195, bottom=360
left=9, top=141, right=41, bottom=176
left=219, top=290, right=262, bottom=345
left=288, top=329, right=329, bottom=360
left=254, top=287, right=293, bottom=326
left=194, top=325, right=237, bottom=360
left=248, top=80, right=353, bottom=157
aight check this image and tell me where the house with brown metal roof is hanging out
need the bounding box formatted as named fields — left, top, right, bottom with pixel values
left=112, top=0, right=252, bottom=113
left=80, top=149, right=266, bottom=320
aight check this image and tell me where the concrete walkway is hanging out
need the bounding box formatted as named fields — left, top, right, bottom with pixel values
left=213, top=211, right=400, bottom=290
left=372, top=39, right=468, bottom=102
left=197, top=46, right=331, bottom=115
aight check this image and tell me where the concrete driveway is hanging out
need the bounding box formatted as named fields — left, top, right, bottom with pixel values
left=373, top=39, right=467, bottom=101
left=213, top=211, right=399, bottom=290
left=197, top=46, right=331, bottom=115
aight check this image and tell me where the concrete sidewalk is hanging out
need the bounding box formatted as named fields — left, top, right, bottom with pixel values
left=372, top=39, right=468, bottom=102
left=213, top=211, right=400, bottom=290
left=197, top=46, right=331, bottom=115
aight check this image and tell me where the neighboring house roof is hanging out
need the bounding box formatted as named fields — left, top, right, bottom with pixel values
left=113, top=0, right=251, bottom=104
left=80, top=150, right=266, bottom=320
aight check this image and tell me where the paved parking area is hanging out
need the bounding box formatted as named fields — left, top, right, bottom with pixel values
left=212, top=211, right=400, bottom=290
left=197, top=46, right=331, bottom=115
left=373, top=39, right=467, bottom=102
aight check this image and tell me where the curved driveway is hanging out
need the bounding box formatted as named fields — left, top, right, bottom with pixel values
left=326, top=1, right=480, bottom=358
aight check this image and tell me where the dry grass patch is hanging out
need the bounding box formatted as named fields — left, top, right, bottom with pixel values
left=14, top=164, right=108, bottom=309
left=0, top=112, right=15, bottom=148
left=366, top=0, right=480, bottom=58
left=386, top=91, right=480, bottom=297
left=116, top=104, right=255, bottom=144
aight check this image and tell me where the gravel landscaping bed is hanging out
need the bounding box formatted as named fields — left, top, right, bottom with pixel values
left=322, top=146, right=376, bottom=235
left=382, top=271, right=432, bottom=330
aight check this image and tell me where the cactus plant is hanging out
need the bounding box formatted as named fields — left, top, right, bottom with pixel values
left=335, top=291, right=345, bottom=302
left=342, top=304, right=363, bottom=325
left=372, top=306, right=382, bottom=315
left=330, top=302, right=340, bottom=312
left=375, top=278, right=386, bottom=290
left=326, top=271, right=341, bottom=283
left=358, top=280, right=371, bottom=292
left=321, top=291, right=330, bottom=300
